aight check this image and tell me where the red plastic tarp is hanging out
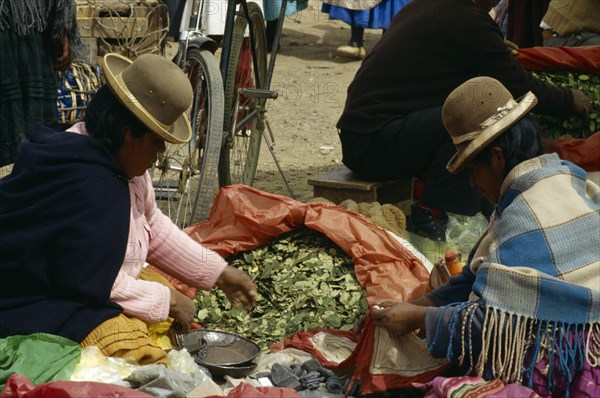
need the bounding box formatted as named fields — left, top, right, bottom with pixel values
left=183, top=185, right=431, bottom=307
left=206, top=383, right=301, bottom=398
left=516, top=46, right=600, bottom=76
left=0, top=374, right=152, bottom=398
left=554, top=132, right=600, bottom=171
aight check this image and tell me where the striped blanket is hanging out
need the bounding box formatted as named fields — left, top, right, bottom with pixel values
left=442, top=154, right=600, bottom=393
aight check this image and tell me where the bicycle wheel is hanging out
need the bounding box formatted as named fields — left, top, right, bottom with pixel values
left=153, top=48, right=224, bottom=227
left=218, top=1, right=267, bottom=187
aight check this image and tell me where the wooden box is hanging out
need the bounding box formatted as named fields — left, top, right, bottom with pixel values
left=308, top=166, right=413, bottom=204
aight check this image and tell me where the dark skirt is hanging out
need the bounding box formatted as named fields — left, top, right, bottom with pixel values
left=0, top=29, right=58, bottom=166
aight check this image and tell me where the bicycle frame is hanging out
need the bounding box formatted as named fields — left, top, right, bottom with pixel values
left=215, top=0, right=295, bottom=195
left=158, top=0, right=294, bottom=208
left=219, top=0, right=288, bottom=93
left=174, top=0, right=219, bottom=66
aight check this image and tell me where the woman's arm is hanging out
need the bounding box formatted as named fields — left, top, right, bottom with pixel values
left=110, top=269, right=171, bottom=322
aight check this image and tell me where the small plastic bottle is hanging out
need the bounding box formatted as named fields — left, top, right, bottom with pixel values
left=444, top=250, right=464, bottom=276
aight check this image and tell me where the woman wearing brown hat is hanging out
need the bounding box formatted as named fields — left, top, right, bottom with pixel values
left=0, top=53, right=257, bottom=364
left=370, top=77, right=600, bottom=396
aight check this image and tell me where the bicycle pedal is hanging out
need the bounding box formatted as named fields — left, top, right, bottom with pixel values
left=239, top=88, right=278, bottom=99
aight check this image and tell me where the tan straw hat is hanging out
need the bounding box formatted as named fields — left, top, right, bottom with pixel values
left=102, top=53, right=193, bottom=144
left=443, top=76, right=538, bottom=174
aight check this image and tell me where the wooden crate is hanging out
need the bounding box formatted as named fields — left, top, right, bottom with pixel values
left=308, top=166, right=413, bottom=204
left=76, top=0, right=167, bottom=58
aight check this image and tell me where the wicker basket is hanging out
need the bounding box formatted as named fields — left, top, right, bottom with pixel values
left=57, top=61, right=103, bottom=125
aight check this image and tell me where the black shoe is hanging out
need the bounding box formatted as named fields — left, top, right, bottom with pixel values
left=407, top=203, right=448, bottom=242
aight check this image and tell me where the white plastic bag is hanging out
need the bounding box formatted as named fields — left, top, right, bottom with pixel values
left=70, top=346, right=138, bottom=386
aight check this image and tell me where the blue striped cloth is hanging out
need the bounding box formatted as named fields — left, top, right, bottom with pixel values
left=438, top=153, right=600, bottom=395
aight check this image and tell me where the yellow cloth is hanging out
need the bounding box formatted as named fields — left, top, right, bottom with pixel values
left=139, top=267, right=175, bottom=350
left=81, top=314, right=168, bottom=365
left=80, top=268, right=177, bottom=364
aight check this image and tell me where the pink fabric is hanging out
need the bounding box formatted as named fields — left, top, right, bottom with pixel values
left=419, top=376, right=540, bottom=397
left=66, top=123, right=228, bottom=322
left=531, top=352, right=600, bottom=398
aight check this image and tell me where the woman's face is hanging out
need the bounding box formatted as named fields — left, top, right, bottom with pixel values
left=115, top=128, right=166, bottom=179
left=468, top=147, right=505, bottom=204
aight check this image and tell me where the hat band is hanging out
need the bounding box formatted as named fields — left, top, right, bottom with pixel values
left=452, top=130, right=481, bottom=145
left=114, top=73, right=172, bottom=132
left=451, top=98, right=520, bottom=145
left=480, top=98, right=519, bottom=129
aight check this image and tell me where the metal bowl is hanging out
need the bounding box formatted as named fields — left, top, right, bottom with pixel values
left=181, top=329, right=261, bottom=367
left=201, top=361, right=258, bottom=379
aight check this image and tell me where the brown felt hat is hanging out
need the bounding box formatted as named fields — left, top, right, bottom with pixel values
left=442, top=76, right=538, bottom=174
left=102, top=53, right=193, bottom=144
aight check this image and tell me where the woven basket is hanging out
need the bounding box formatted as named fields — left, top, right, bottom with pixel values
left=57, top=61, right=102, bottom=125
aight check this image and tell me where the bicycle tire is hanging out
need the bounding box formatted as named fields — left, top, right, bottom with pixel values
left=153, top=48, right=224, bottom=227
left=218, top=1, right=267, bottom=187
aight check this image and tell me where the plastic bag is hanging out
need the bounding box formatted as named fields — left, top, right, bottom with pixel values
left=70, top=346, right=137, bottom=387
left=125, top=364, right=198, bottom=398
left=251, top=349, right=315, bottom=376
left=445, top=213, right=488, bottom=256
left=167, top=349, right=211, bottom=385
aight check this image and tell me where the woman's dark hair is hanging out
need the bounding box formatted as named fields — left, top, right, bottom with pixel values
left=471, top=115, right=543, bottom=176
left=84, top=85, right=149, bottom=150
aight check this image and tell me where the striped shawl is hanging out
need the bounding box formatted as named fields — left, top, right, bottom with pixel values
left=446, top=153, right=600, bottom=392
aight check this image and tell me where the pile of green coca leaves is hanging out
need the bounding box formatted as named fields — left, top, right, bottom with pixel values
left=530, top=70, right=599, bottom=139
left=194, top=228, right=368, bottom=349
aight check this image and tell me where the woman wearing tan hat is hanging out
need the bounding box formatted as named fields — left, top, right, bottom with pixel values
left=0, top=53, right=257, bottom=364
left=371, top=77, right=600, bottom=396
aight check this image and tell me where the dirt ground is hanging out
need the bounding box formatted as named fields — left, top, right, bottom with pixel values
left=249, top=0, right=383, bottom=202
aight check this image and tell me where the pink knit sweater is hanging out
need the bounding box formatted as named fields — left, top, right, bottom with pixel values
left=68, top=123, right=228, bottom=322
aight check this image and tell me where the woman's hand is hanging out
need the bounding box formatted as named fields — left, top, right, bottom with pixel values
left=571, top=89, right=593, bottom=115
left=371, top=301, right=427, bottom=337
left=216, top=266, right=257, bottom=310
left=169, top=288, right=196, bottom=332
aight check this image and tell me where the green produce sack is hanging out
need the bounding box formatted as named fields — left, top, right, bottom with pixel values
left=0, top=333, right=81, bottom=390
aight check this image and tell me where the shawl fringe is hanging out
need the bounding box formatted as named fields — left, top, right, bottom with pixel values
left=0, top=0, right=78, bottom=48
left=447, top=303, right=600, bottom=397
